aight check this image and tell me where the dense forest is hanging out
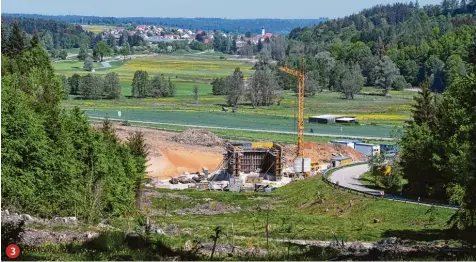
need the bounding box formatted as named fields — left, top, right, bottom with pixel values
left=283, top=1, right=476, bottom=94
left=2, top=13, right=326, bottom=34
left=1, top=16, right=93, bottom=50
left=1, top=24, right=148, bottom=221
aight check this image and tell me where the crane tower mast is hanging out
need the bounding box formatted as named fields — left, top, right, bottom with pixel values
left=279, top=57, right=305, bottom=158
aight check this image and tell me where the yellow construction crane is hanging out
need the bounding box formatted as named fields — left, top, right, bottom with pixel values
left=279, top=57, right=305, bottom=158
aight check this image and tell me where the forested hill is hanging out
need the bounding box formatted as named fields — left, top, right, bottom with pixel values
left=284, top=1, right=476, bottom=93
left=1, top=16, right=93, bottom=50
left=2, top=13, right=326, bottom=34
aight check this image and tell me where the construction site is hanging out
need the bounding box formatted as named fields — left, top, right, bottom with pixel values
left=99, top=60, right=369, bottom=192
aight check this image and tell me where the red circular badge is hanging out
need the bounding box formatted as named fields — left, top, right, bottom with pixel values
left=6, top=244, right=20, bottom=259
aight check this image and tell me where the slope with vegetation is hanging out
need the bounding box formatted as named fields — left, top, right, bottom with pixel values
left=1, top=24, right=147, bottom=222
left=286, top=1, right=475, bottom=96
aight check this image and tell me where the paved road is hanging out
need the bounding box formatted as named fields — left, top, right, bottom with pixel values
left=88, top=117, right=395, bottom=141
left=329, top=164, right=380, bottom=195
left=328, top=164, right=458, bottom=209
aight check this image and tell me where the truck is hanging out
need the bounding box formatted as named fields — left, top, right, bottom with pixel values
left=355, top=143, right=380, bottom=157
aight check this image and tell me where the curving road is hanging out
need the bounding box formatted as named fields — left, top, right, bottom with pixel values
left=328, top=164, right=458, bottom=210
left=329, top=164, right=380, bottom=195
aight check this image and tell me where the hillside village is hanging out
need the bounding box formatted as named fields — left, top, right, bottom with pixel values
left=99, top=24, right=277, bottom=51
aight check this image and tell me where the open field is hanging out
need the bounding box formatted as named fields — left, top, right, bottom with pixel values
left=58, top=53, right=414, bottom=140
left=81, top=24, right=125, bottom=33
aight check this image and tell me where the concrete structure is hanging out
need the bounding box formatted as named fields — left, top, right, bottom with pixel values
left=355, top=143, right=380, bottom=157
left=224, top=142, right=283, bottom=178
left=331, top=156, right=353, bottom=168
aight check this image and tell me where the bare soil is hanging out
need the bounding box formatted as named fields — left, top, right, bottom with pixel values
left=283, top=142, right=367, bottom=165
left=94, top=124, right=224, bottom=179
left=94, top=124, right=366, bottom=179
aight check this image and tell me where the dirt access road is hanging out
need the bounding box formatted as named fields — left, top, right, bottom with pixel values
left=97, top=124, right=224, bottom=180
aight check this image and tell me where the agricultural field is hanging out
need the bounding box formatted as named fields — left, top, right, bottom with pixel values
left=81, top=24, right=125, bottom=33
left=58, top=53, right=415, bottom=139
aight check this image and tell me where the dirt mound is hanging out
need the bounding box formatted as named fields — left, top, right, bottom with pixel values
left=283, top=142, right=367, bottom=165
left=170, top=129, right=223, bottom=147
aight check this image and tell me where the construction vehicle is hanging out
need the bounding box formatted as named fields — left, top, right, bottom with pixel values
left=279, top=58, right=311, bottom=175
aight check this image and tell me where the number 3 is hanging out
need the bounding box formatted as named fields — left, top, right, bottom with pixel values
left=10, top=247, right=16, bottom=255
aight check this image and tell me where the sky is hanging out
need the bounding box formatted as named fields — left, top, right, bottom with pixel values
left=2, top=0, right=441, bottom=19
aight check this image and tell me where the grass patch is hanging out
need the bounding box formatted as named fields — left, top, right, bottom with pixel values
left=148, top=176, right=454, bottom=242
left=59, top=54, right=413, bottom=137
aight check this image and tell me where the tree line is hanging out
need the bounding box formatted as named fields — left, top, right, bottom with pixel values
left=3, top=13, right=326, bottom=34
left=1, top=24, right=148, bottom=221
left=131, top=71, right=176, bottom=98
left=211, top=59, right=283, bottom=109
left=64, top=72, right=121, bottom=99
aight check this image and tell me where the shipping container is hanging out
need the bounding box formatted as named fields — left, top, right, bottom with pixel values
left=355, top=143, right=380, bottom=157
left=330, top=140, right=355, bottom=149
left=331, top=156, right=353, bottom=167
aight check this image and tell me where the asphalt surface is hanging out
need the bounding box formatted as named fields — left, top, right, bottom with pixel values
left=329, top=164, right=381, bottom=195
left=328, top=164, right=458, bottom=209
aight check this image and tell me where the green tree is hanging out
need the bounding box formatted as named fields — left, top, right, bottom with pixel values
left=2, top=25, right=144, bottom=222
left=78, top=46, right=88, bottom=61
left=211, top=77, right=229, bottom=95
left=103, top=72, right=121, bottom=99
left=79, top=74, right=104, bottom=99
left=131, top=70, right=150, bottom=98
left=121, top=43, right=130, bottom=62
left=373, top=56, right=400, bottom=96
left=59, top=75, right=70, bottom=99
left=167, top=77, right=176, bottom=97
left=340, top=64, right=364, bottom=99
left=411, top=79, right=435, bottom=125
left=6, top=23, right=26, bottom=57
left=94, top=40, right=112, bottom=62
left=193, top=85, right=199, bottom=104
left=445, top=54, right=467, bottom=86
left=245, top=31, right=252, bottom=38
left=248, top=67, right=281, bottom=108
left=83, top=57, right=93, bottom=71
left=58, top=49, right=68, bottom=60
left=330, top=61, right=347, bottom=91
left=29, top=33, right=41, bottom=49
left=304, top=70, right=320, bottom=97
left=149, top=74, right=163, bottom=98
left=107, top=34, right=116, bottom=48
left=41, top=31, right=54, bottom=50
left=226, top=68, right=244, bottom=107
left=68, top=74, right=81, bottom=95
left=126, top=131, right=149, bottom=209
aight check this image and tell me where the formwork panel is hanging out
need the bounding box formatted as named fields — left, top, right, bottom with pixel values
left=224, top=142, right=283, bottom=177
